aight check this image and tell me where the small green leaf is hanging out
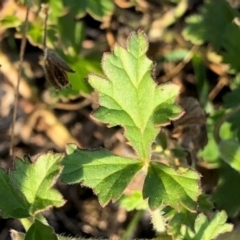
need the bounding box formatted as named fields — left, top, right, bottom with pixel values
left=219, top=139, right=240, bottom=171
left=180, top=211, right=233, bottom=240
left=48, top=0, right=65, bottom=22
left=61, top=144, right=142, bottom=206
left=69, top=58, right=101, bottom=93
left=10, top=153, right=65, bottom=215
left=0, top=154, right=64, bottom=219
left=88, top=30, right=182, bottom=160
left=182, top=14, right=205, bottom=45
left=168, top=209, right=196, bottom=240
left=198, top=116, right=220, bottom=165
left=118, top=191, right=148, bottom=211
left=25, top=220, right=57, bottom=240
left=165, top=193, right=212, bottom=238
left=25, top=20, right=44, bottom=47
left=163, top=49, right=189, bottom=62
left=25, top=20, right=57, bottom=48
left=143, top=161, right=200, bottom=211
left=0, top=15, right=22, bottom=29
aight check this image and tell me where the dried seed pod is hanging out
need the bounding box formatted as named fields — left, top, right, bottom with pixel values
left=43, top=48, right=75, bottom=90
left=172, top=97, right=208, bottom=167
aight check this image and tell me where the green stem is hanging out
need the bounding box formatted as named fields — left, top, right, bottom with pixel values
left=19, top=218, right=33, bottom=231
left=19, top=213, right=48, bottom=232
left=121, top=210, right=143, bottom=240
left=35, top=213, right=48, bottom=225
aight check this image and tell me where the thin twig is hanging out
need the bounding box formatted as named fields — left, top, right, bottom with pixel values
left=121, top=210, right=143, bottom=240
left=106, top=28, right=116, bottom=50
left=10, top=6, right=30, bottom=156
left=209, top=76, right=229, bottom=100
left=114, top=0, right=133, bottom=8
left=42, top=4, right=49, bottom=49
left=52, top=98, right=92, bottom=111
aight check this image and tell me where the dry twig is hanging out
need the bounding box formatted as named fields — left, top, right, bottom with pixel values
left=10, top=5, right=30, bottom=156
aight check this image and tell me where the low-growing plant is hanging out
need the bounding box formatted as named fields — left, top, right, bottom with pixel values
left=0, top=29, right=233, bottom=240
left=2, top=0, right=240, bottom=239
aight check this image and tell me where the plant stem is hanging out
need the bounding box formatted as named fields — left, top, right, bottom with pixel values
left=20, top=218, right=33, bottom=231
left=35, top=213, right=48, bottom=225
left=121, top=210, right=143, bottom=240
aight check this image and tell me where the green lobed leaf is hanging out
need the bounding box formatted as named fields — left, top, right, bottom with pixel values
left=180, top=211, right=233, bottom=240
left=10, top=153, right=65, bottom=216
left=182, top=0, right=237, bottom=49
left=61, top=144, right=142, bottom=206
left=25, top=220, right=57, bottom=240
left=0, top=153, right=64, bottom=218
left=88, top=30, right=182, bottom=160
left=143, top=161, right=200, bottom=211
